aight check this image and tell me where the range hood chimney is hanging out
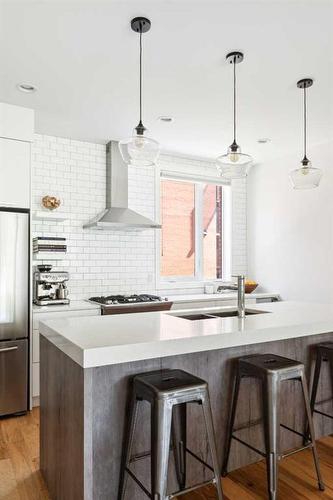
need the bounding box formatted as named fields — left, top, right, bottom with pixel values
left=83, top=141, right=161, bottom=230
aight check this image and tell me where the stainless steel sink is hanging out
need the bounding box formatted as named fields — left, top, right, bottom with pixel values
left=174, top=309, right=269, bottom=321
left=176, top=313, right=216, bottom=321
left=211, top=309, right=268, bottom=318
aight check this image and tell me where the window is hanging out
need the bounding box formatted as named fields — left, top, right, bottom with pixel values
left=160, top=178, right=227, bottom=282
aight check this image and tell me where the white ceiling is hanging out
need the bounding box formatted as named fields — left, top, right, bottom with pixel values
left=0, top=1, right=332, bottom=161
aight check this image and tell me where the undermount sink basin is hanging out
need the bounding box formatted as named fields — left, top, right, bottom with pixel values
left=211, top=309, right=268, bottom=318
left=174, top=309, right=269, bottom=321
left=177, top=313, right=217, bottom=321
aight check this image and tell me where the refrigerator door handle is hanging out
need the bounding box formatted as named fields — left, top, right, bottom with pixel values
left=0, top=346, right=18, bottom=353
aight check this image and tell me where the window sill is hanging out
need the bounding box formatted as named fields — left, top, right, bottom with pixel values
left=156, top=279, right=225, bottom=291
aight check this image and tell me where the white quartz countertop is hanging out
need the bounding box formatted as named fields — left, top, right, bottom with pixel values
left=168, top=292, right=280, bottom=303
left=33, top=292, right=280, bottom=316
left=33, top=292, right=280, bottom=314
left=33, top=300, right=100, bottom=314
left=39, top=301, right=333, bottom=368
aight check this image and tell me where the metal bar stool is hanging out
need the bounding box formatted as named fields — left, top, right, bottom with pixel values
left=118, top=369, right=223, bottom=500
left=309, top=342, right=333, bottom=421
left=222, top=354, right=324, bottom=500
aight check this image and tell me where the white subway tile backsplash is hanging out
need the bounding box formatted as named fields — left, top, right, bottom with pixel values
left=32, top=134, right=247, bottom=299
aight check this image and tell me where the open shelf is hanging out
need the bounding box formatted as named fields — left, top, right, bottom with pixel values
left=32, top=211, right=68, bottom=222
left=33, top=253, right=67, bottom=261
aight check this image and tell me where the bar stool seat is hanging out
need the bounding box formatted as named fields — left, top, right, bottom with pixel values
left=239, top=353, right=302, bottom=376
left=222, top=353, right=324, bottom=500
left=118, top=368, right=223, bottom=500
left=135, top=369, right=207, bottom=396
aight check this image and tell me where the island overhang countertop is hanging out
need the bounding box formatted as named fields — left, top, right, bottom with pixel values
left=38, top=301, right=333, bottom=368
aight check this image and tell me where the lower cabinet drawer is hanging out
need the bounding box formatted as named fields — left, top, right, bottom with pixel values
left=32, top=307, right=100, bottom=330
left=0, top=339, right=28, bottom=416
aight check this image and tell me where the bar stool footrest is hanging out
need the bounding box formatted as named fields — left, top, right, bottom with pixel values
left=281, top=443, right=314, bottom=459
left=168, top=478, right=218, bottom=499
left=231, top=431, right=315, bottom=461
left=129, top=445, right=214, bottom=471
left=126, top=446, right=218, bottom=498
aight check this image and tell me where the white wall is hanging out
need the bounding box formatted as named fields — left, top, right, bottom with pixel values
left=248, top=142, right=333, bottom=302
left=231, top=178, right=247, bottom=276
left=32, top=134, right=247, bottom=300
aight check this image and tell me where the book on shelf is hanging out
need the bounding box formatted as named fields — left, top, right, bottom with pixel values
left=33, top=248, right=67, bottom=253
left=33, top=236, right=67, bottom=253
left=33, top=237, right=66, bottom=243
left=33, top=236, right=66, bottom=241
left=33, top=244, right=67, bottom=250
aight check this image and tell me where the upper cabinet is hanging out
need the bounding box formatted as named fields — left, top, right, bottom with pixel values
left=0, top=103, right=34, bottom=142
left=0, top=103, right=34, bottom=209
left=0, top=138, right=31, bottom=208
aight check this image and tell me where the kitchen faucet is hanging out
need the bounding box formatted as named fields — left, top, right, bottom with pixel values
left=217, top=275, right=246, bottom=319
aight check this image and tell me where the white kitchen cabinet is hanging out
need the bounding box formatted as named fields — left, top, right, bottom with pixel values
left=0, top=138, right=31, bottom=208
left=32, top=362, right=40, bottom=398
left=32, top=307, right=101, bottom=403
left=0, top=103, right=34, bottom=142
left=32, top=329, right=40, bottom=363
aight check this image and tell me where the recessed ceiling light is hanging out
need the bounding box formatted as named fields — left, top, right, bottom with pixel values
left=17, top=83, right=37, bottom=93
left=158, top=116, right=174, bottom=123
left=257, top=138, right=271, bottom=144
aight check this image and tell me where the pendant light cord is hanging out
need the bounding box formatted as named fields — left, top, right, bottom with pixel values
left=303, top=86, right=307, bottom=160
left=233, top=55, right=237, bottom=143
left=139, top=29, right=143, bottom=125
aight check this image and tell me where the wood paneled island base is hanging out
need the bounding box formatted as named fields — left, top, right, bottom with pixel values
left=40, top=332, right=333, bottom=500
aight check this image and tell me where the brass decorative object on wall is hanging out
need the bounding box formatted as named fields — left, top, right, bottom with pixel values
left=41, top=195, right=61, bottom=211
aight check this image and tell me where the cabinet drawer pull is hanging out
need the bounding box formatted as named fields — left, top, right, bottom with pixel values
left=0, top=346, right=18, bottom=353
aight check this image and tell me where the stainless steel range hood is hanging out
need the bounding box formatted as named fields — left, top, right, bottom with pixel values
left=83, top=141, right=161, bottom=230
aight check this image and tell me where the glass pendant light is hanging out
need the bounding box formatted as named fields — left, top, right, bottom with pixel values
left=217, top=51, right=253, bottom=179
left=290, top=78, right=322, bottom=189
left=119, top=17, right=160, bottom=167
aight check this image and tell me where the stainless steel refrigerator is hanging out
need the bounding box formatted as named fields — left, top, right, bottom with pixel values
left=0, top=208, right=29, bottom=416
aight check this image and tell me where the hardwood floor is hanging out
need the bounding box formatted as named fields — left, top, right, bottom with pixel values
left=1, top=408, right=333, bottom=499
left=0, top=408, right=49, bottom=500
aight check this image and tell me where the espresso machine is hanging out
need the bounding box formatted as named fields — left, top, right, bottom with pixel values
left=33, top=266, right=70, bottom=306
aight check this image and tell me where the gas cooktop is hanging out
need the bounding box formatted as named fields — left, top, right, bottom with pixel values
left=89, top=294, right=168, bottom=306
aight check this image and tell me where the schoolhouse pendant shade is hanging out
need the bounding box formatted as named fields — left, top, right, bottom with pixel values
left=290, top=78, right=322, bottom=190
left=119, top=130, right=160, bottom=168
left=217, top=51, right=253, bottom=179
left=118, top=17, right=160, bottom=167
left=216, top=142, right=252, bottom=179
left=290, top=159, right=322, bottom=190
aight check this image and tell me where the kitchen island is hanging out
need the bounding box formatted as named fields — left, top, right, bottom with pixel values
left=39, top=301, right=333, bottom=500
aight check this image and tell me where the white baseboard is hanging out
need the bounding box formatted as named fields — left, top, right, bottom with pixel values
left=32, top=396, right=40, bottom=407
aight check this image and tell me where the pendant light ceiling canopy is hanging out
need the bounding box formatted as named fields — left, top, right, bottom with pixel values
left=217, top=51, right=253, bottom=180
left=119, top=17, right=160, bottom=167
left=290, top=78, right=322, bottom=190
